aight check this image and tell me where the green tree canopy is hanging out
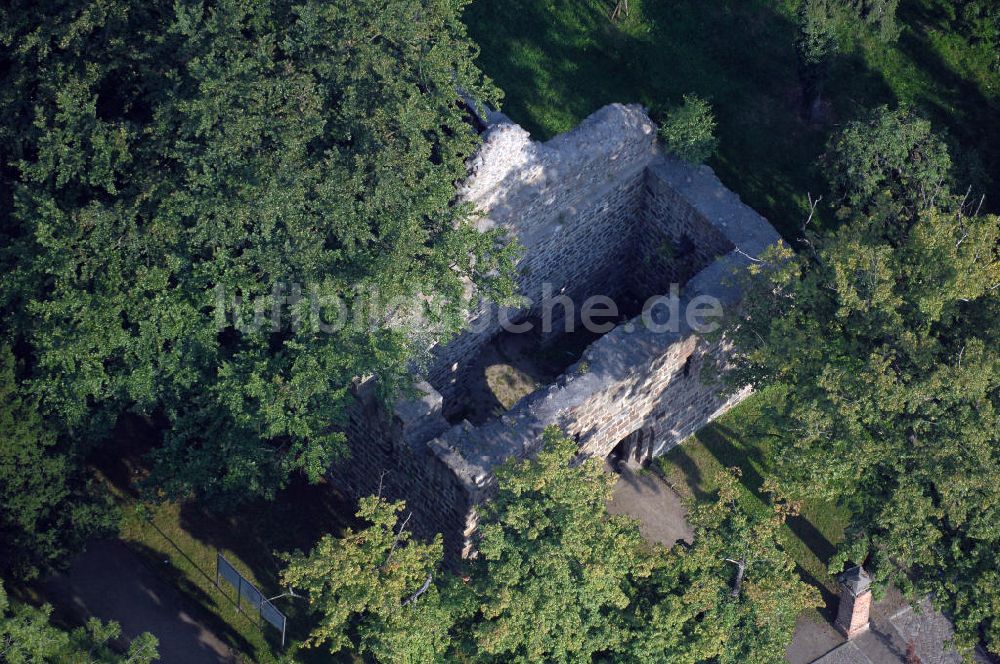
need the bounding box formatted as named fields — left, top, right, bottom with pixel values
left=0, top=345, right=116, bottom=581
left=823, top=105, right=954, bottom=217
left=0, top=581, right=159, bottom=664
left=280, top=496, right=455, bottom=663
left=0, top=0, right=516, bottom=503
left=659, top=94, right=718, bottom=165
left=722, top=115, right=1000, bottom=654
left=463, top=428, right=654, bottom=663
left=282, top=429, right=818, bottom=662
left=794, top=0, right=901, bottom=120
left=624, top=469, right=820, bottom=664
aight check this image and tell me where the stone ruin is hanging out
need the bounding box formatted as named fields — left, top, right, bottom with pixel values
left=330, top=103, right=781, bottom=561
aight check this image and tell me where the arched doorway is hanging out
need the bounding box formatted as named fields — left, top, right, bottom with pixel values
left=607, top=428, right=651, bottom=470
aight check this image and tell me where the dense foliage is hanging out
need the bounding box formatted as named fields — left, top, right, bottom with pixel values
left=723, top=111, right=1000, bottom=654
left=0, top=582, right=158, bottom=664
left=281, top=496, right=454, bottom=663
left=0, top=346, right=116, bottom=580
left=283, top=429, right=816, bottom=662
left=624, top=469, right=819, bottom=664
left=0, top=0, right=516, bottom=503
left=795, top=0, right=841, bottom=119
left=658, top=94, right=718, bottom=165
left=465, top=428, right=654, bottom=662
left=823, top=106, right=954, bottom=216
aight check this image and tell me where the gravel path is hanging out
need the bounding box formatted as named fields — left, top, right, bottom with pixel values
left=45, top=540, right=233, bottom=664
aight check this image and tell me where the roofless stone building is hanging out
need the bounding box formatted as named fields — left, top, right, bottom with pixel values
left=330, top=104, right=781, bottom=561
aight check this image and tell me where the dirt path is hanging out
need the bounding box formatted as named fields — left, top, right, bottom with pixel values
left=606, top=462, right=694, bottom=546
left=45, top=540, right=234, bottom=664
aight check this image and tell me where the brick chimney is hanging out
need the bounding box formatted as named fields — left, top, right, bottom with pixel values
left=835, top=565, right=872, bottom=639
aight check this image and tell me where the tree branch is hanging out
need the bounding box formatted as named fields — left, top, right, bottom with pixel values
left=402, top=573, right=434, bottom=606
left=725, top=557, right=747, bottom=597
left=382, top=511, right=412, bottom=569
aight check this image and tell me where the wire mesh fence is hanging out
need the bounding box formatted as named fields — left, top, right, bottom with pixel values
left=216, top=552, right=288, bottom=647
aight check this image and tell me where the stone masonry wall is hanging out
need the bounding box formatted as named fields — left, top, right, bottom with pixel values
left=426, top=105, right=658, bottom=403
left=630, top=167, right=735, bottom=297
left=330, top=105, right=783, bottom=562
left=333, top=379, right=474, bottom=549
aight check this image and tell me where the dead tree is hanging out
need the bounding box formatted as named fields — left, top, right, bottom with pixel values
left=610, top=0, right=629, bottom=21
left=725, top=557, right=747, bottom=597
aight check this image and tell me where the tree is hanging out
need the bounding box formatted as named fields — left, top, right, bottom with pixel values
left=285, top=431, right=821, bottom=662
left=848, top=0, right=900, bottom=42
left=0, top=581, right=159, bottom=664
left=0, top=0, right=517, bottom=503
left=823, top=105, right=953, bottom=217
left=795, top=0, right=841, bottom=122
left=722, top=117, right=1000, bottom=654
left=280, top=496, right=455, bottom=663
left=794, top=1, right=901, bottom=121
left=461, top=427, right=655, bottom=663
left=0, top=346, right=116, bottom=581
left=623, top=470, right=820, bottom=664
left=659, top=95, right=718, bottom=164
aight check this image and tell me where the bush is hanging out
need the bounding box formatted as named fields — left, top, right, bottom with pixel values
left=659, top=95, right=718, bottom=164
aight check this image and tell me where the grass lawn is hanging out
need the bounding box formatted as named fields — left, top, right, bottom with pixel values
left=465, top=0, right=1000, bottom=241
left=90, top=415, right=359, bottom=663
left=657, top=386, right=851, bottom=615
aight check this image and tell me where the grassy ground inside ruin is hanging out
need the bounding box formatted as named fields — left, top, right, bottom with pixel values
left=657, top=386, right=852, bottom=615
left=465, top=0, right=1000, bottom=240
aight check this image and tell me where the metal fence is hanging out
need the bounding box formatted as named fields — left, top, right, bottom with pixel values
left=216, top=552, right=287, bottom=647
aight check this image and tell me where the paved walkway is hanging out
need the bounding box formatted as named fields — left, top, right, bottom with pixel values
left=45, top=540, right=233, bottom=664
left=605, top=461, right=693, bottom=546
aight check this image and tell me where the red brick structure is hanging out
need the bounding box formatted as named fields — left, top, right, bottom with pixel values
left=835, top=565, right=873, bottom=639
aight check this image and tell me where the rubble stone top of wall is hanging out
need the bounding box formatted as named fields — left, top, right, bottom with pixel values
left=461, top=103, right=659, bottom=233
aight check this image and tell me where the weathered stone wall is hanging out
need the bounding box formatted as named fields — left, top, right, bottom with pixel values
left=330, top=104, right=783, bottom=562
left=333, top=379, right=473, bottom=549
left=630, top=166, right=735, bottom=297
left=426, top=105, right=658, bottom=403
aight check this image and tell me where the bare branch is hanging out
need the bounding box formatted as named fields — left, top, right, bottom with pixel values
left=383, top=511, right=412, bottom=569
left=798, top=194, right=823, bottom=261
left=402, top=573, right=434, bottom=607
left=266, top=587, right=304, bottom=602
left=733, top=246, right=766, bottom=264
left=725, top=557, right=747, bottom=597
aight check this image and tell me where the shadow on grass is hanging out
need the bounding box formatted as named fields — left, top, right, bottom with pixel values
left=88, top=412, right=361, bottom=657
left=178, top=475, right=357, bottom=589
left=123, top=540, right=258, bottom=657
left=894, top=17, right=1000, bottom=205
left=793, top=560, right=839, bottom=621
left=89, top=412, right=165, bottom=499
left=659, top=443, right=710, bottom=502
left=786, top=513, right=838, bottom=567
left=464, top=0, right=902, bottom=239
left=698, top=423, right=767, bottom=492
left=698, top=422, right=839, bottom=580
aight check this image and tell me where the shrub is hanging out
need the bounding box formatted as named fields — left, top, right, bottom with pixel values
left=659, top=95, right=718, bottom=164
